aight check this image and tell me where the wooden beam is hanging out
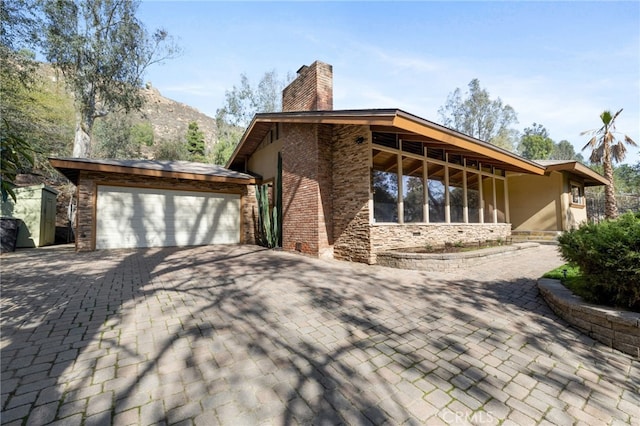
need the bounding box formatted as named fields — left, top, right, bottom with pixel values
left=392, top=115, right=545, bottom=175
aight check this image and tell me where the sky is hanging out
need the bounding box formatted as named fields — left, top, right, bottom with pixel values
left=138, top=1, right=640, bottom=164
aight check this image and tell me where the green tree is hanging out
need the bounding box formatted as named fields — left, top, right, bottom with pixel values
left=214, top=70, right=291, bottom=165
left=217, top=70, right=288, bottom=128
left=550, top=140, right=579, bottom=161
left=40, top=0, right=179, bottom=158
left=154, top=138, right=189, bottom=161
left=581, top=109, right=638, bottom=219
left=131, top=121, right=154, bottom=147
left=1, top=0, right=43, bottom=199
left=93, top=112, right=141, bottom=159
left=212, top=124, right=243, bottom=165
left=518, top=123, right=554, bottom=160
left=186, top=121, right=205, bottom=161
left=614, top=162, right=640, bottom=195
left=438, top=79, right=518, bottom=151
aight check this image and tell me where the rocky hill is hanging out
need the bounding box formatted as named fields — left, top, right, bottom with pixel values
left=38, top=63, right=218, bottom=158
left=136, top=83, right=217, bottom=155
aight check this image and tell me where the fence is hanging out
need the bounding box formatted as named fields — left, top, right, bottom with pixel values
left=586, top=193, right=640, bottom=222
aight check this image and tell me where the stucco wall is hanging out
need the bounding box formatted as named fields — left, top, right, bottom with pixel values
left=248, top=138, right=283, bottom=182
left=561, top=173, right=588, bottom=230
left=508, top=172, right=562, bottom=232
left=75, top=171, right=255, bottom=251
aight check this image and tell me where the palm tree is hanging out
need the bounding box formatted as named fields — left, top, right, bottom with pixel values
left=581, top=109, right=637, bottom=219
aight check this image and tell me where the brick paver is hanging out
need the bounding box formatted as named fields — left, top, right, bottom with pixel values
left=1, top=244, right=638, bottom=425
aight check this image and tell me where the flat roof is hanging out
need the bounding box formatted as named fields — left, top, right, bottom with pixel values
left=49, top=158, right=257, bottom=185
left=227, top=109, right=546, bottom=175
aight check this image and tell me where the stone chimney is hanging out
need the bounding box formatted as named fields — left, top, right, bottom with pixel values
left=282, top=61, right=333, bottom=112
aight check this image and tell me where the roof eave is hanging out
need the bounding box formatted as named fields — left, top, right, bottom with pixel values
left=49, top=158, right=257, bottom=185
left=392, top=111, right=545, bottom=175
left=543, top=161, right=610, bottom=186
left=229, top=109, right=547, bottom=176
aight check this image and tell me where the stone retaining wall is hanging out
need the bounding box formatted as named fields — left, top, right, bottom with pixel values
left=376, top=242, right=538, bottom=272
left=538, top=279, right=640, bottom=358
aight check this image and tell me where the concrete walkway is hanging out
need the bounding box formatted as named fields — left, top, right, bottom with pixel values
left=1, top=244, right=638, bottom=425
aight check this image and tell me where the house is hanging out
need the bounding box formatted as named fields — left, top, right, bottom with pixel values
left=227, top=61, right=607, bottom=263
left=509, top=160, right=608, bottom=238
left=50, top=60, right=607, bottom=262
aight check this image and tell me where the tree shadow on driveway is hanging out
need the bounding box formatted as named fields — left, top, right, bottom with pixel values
left=1, top=244, right=638, bottom=425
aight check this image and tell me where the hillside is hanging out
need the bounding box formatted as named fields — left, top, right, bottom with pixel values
left=137, top=83, right=217, bottom=155
left=38, top=63, right=218, bottom=159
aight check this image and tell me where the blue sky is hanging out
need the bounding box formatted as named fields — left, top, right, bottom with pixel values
left=138, top=1, right=640, bottom=163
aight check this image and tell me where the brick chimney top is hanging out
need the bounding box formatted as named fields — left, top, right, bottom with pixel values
left=282, top=61, right=333, bottom=112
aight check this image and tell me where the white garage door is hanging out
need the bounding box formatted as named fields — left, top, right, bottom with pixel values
left=96, top=185, right=240, bottom=249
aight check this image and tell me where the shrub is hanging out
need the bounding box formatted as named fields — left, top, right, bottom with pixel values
left=557, top=212, right=640, bottom=312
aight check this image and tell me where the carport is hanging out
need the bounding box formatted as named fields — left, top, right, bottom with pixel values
left=50, top=158, right=257, bottom=251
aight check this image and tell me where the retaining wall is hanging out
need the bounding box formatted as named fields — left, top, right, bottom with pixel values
left=376, top=242, right=538, bottom=272
left=538, top=279, right=640, bottom=358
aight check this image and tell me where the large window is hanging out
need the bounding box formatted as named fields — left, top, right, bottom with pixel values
left=467, top=172, right=481, bottom=223
left=427, top=163, right=446, bottom=223
left=449, top=166, right=464, bottom=223
left=372, top=149, right=398, bottom=222
left=371, top=133, right=509, bottom=225
left=403, top=156, right=424, bottom=223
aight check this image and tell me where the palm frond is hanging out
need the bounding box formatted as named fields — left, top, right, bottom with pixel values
left=611, top=108, right=623, bottom=123
left=582, top=136, right=597, bottom=152
left=611, top=142, right=627, bottom=163
left=589, top=145, right=604, bottom=164
left=604, top=132, right=614, bottom=144
left=624, top=134, right=638, bottom=147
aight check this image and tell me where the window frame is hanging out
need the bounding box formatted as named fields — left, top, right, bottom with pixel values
left=370, top=133, right=509, bottom=225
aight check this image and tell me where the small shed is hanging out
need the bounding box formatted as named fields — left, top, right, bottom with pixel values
left=0, top=184, right=59, bottom=248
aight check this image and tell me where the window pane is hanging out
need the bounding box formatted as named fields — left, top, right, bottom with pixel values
left=403, top=175, right=423, bottom=222
left=427, top=163, right=446, bottom=223
left=571, top=183, right=584, bottom=204
left=403, top=156, right=424, bottom=223
left=449, top=167, right=464, bottom=223
left=372, top=149, right=398, bottom=222
left=467, top=172, right=480, bottom=223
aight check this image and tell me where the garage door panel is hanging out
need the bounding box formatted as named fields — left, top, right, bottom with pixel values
left=96, top=186, right=240, bottom=249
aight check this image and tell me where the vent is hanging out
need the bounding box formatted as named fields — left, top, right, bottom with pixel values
left=372, top=133, right=399, bottom=149
left=402, top=140, right=424, bottom=155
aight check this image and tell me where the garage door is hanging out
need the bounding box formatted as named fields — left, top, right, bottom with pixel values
left=96, top=186, right=240, bottom=249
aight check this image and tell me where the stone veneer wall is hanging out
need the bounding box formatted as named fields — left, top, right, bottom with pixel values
left=331, top=125, right=373, bottom=263
left=75, top=171, right=256, bottom=251
left=538, top=279, right=639, bottom=358
left=370, top=223, right=511, bottom=263
left=317, top=124, right=334, bottom=258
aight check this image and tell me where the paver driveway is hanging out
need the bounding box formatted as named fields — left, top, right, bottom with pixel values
left=1, top=244, right=638, bottom=425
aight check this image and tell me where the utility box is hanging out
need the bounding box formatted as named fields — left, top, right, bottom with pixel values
left=0, top=184, right=59, bottom=248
